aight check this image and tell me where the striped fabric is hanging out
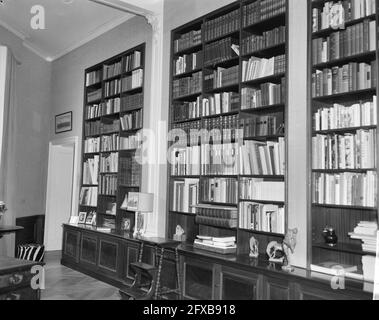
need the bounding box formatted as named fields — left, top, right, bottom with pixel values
left=16, top=244, right=45, bottom=262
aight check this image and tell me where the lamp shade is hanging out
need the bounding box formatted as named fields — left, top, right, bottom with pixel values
left=127, top=192, right=154, bottom=212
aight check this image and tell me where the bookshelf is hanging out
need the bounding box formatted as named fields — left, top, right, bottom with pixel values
left=80, top=44, right=145, bottom=232
left=168, top=0, right=288, bottom=256
left=309, top=0, right=378, bottom=277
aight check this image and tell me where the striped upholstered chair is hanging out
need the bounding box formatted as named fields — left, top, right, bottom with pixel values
left=16, top=244, right=45, bottom=262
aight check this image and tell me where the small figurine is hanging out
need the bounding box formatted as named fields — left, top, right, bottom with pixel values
left=249, top=236, right=259, bottom=258
left=282, top=228, right=298, bottom=272
left=266, top=241, right=285, bottom=263
left=322, top=226, right=338, bottom=247
left=0, top=201, right=7, bottom=223
left=173, top=225, right=186, bottom=242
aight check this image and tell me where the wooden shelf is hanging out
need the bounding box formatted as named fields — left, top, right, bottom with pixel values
left=313, top=242, right=376, bottom=257
left=238, top=228, right=284, bottom=238
left=242, top=72, right=285, bottom=86
left=312, top=204, right=377, bottom=211
left=313, top=51, right=376, bottom=69
left=313, top=125, right=377, bottom=134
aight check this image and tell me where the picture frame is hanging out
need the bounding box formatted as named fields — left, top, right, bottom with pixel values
left=121, top=218, right=131, bottom=231
left=85, top=211, right=96, bottom=226
left=55, top=111, right=72, bottom=134
left=78, top=212, right=87, bottom=224
left=69, top=215, right=79, bottom=225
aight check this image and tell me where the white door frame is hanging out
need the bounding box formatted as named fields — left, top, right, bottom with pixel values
left=45, top=136, right=80, bottom=223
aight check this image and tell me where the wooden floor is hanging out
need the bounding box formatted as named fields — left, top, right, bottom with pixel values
left=41, top=251, right=120, bottom=300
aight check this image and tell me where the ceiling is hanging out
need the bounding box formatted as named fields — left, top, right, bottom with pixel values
left=0, top=0, right=158, bottom=61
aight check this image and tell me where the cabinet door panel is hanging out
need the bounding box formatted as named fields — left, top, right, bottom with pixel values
left=126, top=244, right=139, bottom=281
left=63, top=230, right=80, bottom=262
left=297, top=284, right=356, bottom=300
left=220, top=267, right=261, bottom=300
left=183, top=258, right=214, bottom=300
left=264, top=277, right=291, bottom=300
left=98, top=239, right=119, bottom=273
left=80, top=234, right=98, bottom=265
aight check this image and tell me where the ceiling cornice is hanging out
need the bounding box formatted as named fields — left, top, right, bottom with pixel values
left=0, top=18, right=28, bottom=41
left=88, top=0, right=154, bottom=18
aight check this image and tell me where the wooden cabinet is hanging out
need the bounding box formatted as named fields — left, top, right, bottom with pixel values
left=263, top=276, right=292, bottom=300
left=62, top=228, right=80, bottom=263
left=98, top=238, right=120, bottom=275
left=80, top=233, right=98, bottom=266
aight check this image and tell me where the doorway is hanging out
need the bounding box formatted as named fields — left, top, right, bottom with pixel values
left=44, top=137, right=79, bottom=252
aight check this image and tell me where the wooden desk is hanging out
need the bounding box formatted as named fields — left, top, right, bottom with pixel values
left=0, top=226, right=24, bottom=239
left=0, top=256, right=42, bottom=300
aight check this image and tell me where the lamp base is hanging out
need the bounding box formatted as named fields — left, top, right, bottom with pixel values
left=133, top=212, right=145, bottom=238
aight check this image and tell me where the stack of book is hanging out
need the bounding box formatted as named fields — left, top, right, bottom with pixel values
left=312, top=61, right=377, bottom=97
left=242, top=0, right=286, bottom=27
left=239, top=139, right=285, bottom=176
left=125, top=51, right=142, bottom=72
left=204, top=66, right=239, bottom=90
left=201, top=143, right=239, bottom=176
left=173, top=71, right=203, bottom=98
left=312, top=129, right=377, bottom=170
left=312, top=171, right=377, bottom=207
left=242, top=26, right=286, bottom=55
left=242, top=55, right=286, bottom=82
left=86, top=69, right=101, bottom=86
left=174, top=50, right=203, bottom=75
left=122, top=69, right=143, bottom=91
left=174, top=30, right=202, bottom=53
left=83, top=156, right=99, bottom=185
left=312, top=20, right=376, bottom=65
left=313, top=97, right=377, bottom=131
left=195, top=204, right=238, bottom=229
left=312, top=0, right=376, bottom=33
left=202, top=92, right=240, bottom=116
left=171, top=179, right=199, bottom=214
left=203, top=9, right=240, bottom=43
left=103, top=61, right=122, bottom=80
left=241, top=79, right=286, bottom=109
left=204, top=38, right=239, bottom=67
left=240, top=178, right=285, bottom=202
left=310, top=261, right=359, bottom=279
left=194, top=236, right=237, bottom=254
left=200, top=178, right=238, bottom=204
left=349, top=221, right=378, bottom=253
left=239, top=202, right=285, bottom=234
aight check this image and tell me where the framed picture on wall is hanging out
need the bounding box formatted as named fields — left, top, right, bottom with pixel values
left=55, top=111, right=72, bottom=134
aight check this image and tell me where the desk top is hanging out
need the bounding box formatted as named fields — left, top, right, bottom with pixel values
left=0, top=256, right=40, bottom=275
left=0, top=226, right=24, bottom=234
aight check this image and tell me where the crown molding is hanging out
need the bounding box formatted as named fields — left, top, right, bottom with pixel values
left=0, top=18, right=28, bottom=41
left=88, top=0, right=154, bottom=17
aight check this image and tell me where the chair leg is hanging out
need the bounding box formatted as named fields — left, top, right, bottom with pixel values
left=154, top=248, right=164, bottom=300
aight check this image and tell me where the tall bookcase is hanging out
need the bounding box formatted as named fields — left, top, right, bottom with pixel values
left=309, top=0, right=378, bottom=274
left=168, top=0, right=288, bottom=256
left=80, top=44, right=146, bottom=232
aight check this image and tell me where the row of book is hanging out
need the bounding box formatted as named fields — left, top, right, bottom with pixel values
left=203, top=114, right=240, bottom=143
left=173, top=100, right=201, bottom=122
left=204, top=37, right=239, bottom=67
left=83, top=156, right=99, bottom=185
left=312, top=171, right=377, bottom=207
left=239, top=202, right=285, bottom=234
left=99, top=174, right=117, bottom=196
left=240, top=113, right=284, bottom=138
left=84, top=120, right=101, bottom=137
left=173, top=71, right=203, bottom=99
left=174, top=51, right=203, bottom=76
left=349, top=220, right=378, bottom=253
left=125, top=51, right=142, bottom=72
left=105, top=79, right=121, bottom=97
left=80, top=187, right=98, bottom=207
left=312, top=130, right=377, bottom=170
left=313, top=97, right=377, bottom=132
left=312, top=0, right=376, bottom=33
left=103, top=61, right=122, bottom=80
left=171, top=120, right=202, bottom=146
left=203, top=9, right=240, bottom=43
left=170, top=145, right=200, bottom=176
left=200, top=178, right=238, bottom=204
left=120, top=132, right=142, bottom=151
left=85, top=99, right=121, bottom=120
left=174, top=29, right=202, bottom=54
left=122, top=93, right=143, bottom=112
left=201, top=143, right=239, bottom=176
left=241, top=79, right=286, bottom=109
left=84, top=137, right=100, bottom=153
left=240, top=138, right=285, bottom=176
left=312, top=20, right=376, bottom=65
left=202, top=92, right=240, bottom=117
left=101, top=119, right=120, bottom=135
left=171, top=178, right=199, bottom=214
left=241, top=26, right=286, bottom=56
left=86, top=69, right=101, bottom=87
left=312, top=61, right=377, bottom=97
left=242, top=54, right=286, bottom=82
left=87, top=89, right=102, bottom=103
left=100, top=152, right=118, bottom=173
left=119, top=155, right=141, bottom=187
left=195, top=204, right=238, bottom=229
left=204, top=66, right=239, bottom=91
left=240, top=178, right=285, bottom=202
left=122, top=69, right=143, bottom=92
left=242, top=0, right=286, bottom=27
left=120, top=110, right=143, bottom=131
left=101, top=134, right=119, bottom=152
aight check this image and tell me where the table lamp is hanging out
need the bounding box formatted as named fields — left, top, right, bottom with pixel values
left=126, top=192, right=154, bottom=237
